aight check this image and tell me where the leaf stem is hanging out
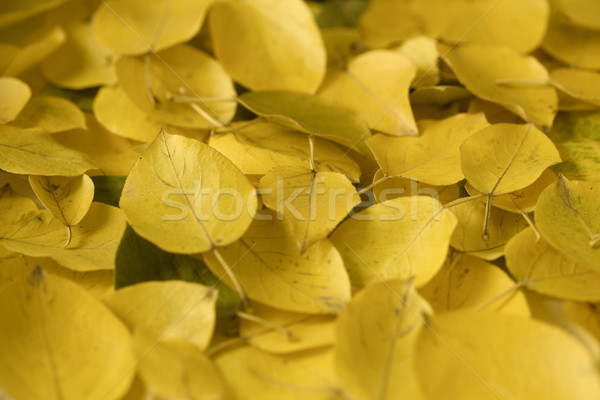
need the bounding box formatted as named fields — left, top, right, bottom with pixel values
left=64, top=225, right=72, bottom=249
left=237, top=311, right=294, bottom=340
left=212, top=248, right=250, bottom=310
left=482, top=194, right=492, bottom=241
left=476, top=281, right=526, bottom=311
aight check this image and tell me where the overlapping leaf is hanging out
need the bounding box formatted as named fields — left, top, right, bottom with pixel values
left=330, top=197, right=457, bottom=289
left=120, top=130, right=257, bottom=254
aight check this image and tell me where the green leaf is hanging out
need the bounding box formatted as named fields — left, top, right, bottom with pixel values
left=115, top=225, right=240, bottom=315
left=91, top=176, right=126, bottom=207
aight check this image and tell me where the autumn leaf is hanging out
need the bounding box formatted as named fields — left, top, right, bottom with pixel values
left=120, top=130, right=257, bottom=254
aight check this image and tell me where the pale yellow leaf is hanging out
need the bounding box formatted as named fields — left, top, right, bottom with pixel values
left=330, top=197, right=457, bottom=289
left=371, top=170, right=460, bottom=205
left=543, top=11, right=600, bottom=70
left=215, top=346, right=342, bottom=400
left=10, top=96, right=86, bottom=133
left=394, top=35, right=440, bottom=88
left=93, top=85, right=163, bottom=143
left=259, top=166, right=360, bottom=253
left=442, top=44, right=558, bottom=129
left=41, top=20, right=117, bottom=89
left=0, top=270, right=135, bottom=400
left=239, top=303, right=335, bottom=354
left=413, top=0, right=549, bottom=53
left=335, top=279, right=429, bottom=400
left=358, top=0, right=425, bottom=48
left=0, top=126, right=95, bottom=176
left=535, top=176, right=600, bottom=271
left=416, top=310, right=600, bottom=400
left=367, top=113, right=489, bottom=185
left=0, top=252, right=114, bottom=298
left=204, top=211, right=351, bottom=314
left=465, top=169, right=557, bottom=213
left=135, top=336, right=226, bottom=400
left=29, top=174, right=94, bottom=226
left=117, top=45, right=236, bottom=129
left=506, top=227, right=600, bottom=302
left=104, top=281, right=218, bottom=351
left=460, top=123, right=561, bottom=195
left=53, top=114, right=140, bottom=176
left=0, top=202, right=126, bottom=271
left=419, top=253, right=530, bottom=316
left=449, top=198, right=528, bottom=260
left=208, top=120, right=361, bottom=182
left=3, top=26, right=65, bottom=77
left=209, top=0, right=326, bottom=93
left=550, top=68, right=600, bottom=108
left=0, top=77, right=30, bottom=124
left=120, top=130, right=257, bottom=254
left=92, top=0, right=214, bottom=55
left=318, top=50, right=417, bottom=136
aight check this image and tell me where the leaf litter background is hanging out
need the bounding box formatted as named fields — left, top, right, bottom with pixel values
left=0, top=0, right=600, bottom=399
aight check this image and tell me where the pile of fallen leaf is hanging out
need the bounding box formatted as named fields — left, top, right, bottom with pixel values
left=1, top=0, right=600, bottom=399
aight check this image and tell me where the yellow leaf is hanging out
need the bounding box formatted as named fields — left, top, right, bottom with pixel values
left=10, top=96, right=86, bottom=133
left=506, top=227, right=600, bottom=302
left=104, top=281, right=218, bottom=351
left=2, top=25, right=65, bottom=77
left=215, top=346, right=341, bottom=400
left=413, top=0, right=549, bottom=53
left=410, top=85, right=472, bottom=106
left=556, top=0, right=600, bottom=30
left=564, top=301, right=600, bottom=345
left=449, top=199, right=528, bottom=260
left=0, top=252, right=114, bottom=298
left=120, top=130, right=257, bottom=254
left=0, top=77, right=30, bottom=124
left=543, top=11, right=600, bottom=70
left=92, top=0, right=214, bottom=54
left=239, top=303, right=336, bottom=354
left=419, top=253, right=530, bottom=316
left=0, top=270, right=135, bottom=400
left=259, top=166, right=360, bottom=253
left=394, top=35, right=440, bottom=88
left=53, top=114, right=140, bottom=176
left=0, top=0, right=69, bottom=29
left=208, top=120, right=361, bottom=182
left=41, top=20, right=117, bottom=89
left=367, top=113, right=489, bottom=185
left=29, top=174, right=94, bottom=227
left=335, top=279, right=429, bottom=400
left=204, top=211, right=351, bottom=314
left=209, top=0, right=326, bottom=93
left=550, top=68, right=600, bottom=108
left=467, top=97, right=525, bottom=124
left=116, top=45, right=236, bottom=129
left=358, top=0, right=425, bottom=48
left=0, top=183, right=38, bottom=226
left=321, top=27, right=360, bottom=69
left=442, top=44, right=558, bottom=129
left=135, top=336, right=227, bottom=399
left=371, top=169, right=460, bottom=205
left=238, top=90, right=369, bottom=151
left=416, top=310, right=600, bottom=400
left=93, top=85, right=163, bottom=143
left=460, top=123, right=561, bottom=196
left=535, top=176, right=600, bottom=271
left=0, top=126, right=95, bottom=176
left=0, top=202, right=126, bottom=271
left=465, top=169, right=557, bottom=213
left=329, top=197, right=457, bottom=289
left=318, top=50, right=417, bottom=136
